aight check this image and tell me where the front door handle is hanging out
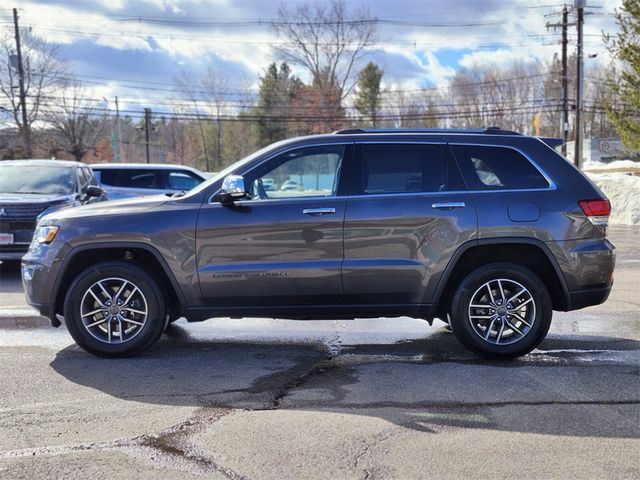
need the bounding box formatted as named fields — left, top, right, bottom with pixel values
left=432, top=202, right=466, bottom=209
left=303, top=207, right=336, bottom=216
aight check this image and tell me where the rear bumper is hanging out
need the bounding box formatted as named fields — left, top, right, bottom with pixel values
left=566, top=282, right=613, bottom=311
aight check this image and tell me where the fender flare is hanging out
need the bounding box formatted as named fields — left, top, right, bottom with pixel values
left=50, top=241, right=187, bottom=312
left=432, top=237, right=570, bottom=308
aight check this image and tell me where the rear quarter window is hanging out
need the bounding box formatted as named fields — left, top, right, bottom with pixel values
left=451, top=145, right=549, bottom=190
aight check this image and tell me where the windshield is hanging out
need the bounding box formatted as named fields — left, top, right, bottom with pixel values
left=0, top=165, right=75, bottom=195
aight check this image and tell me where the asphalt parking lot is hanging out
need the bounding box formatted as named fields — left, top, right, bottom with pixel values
left=0, top=226, right=638, bottom=479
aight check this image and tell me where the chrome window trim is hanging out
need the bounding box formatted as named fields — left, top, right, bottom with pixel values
left=207, top=139, right=557, bottom=205
left=226, top=195, right=349, bottom=207
left=207, top=141, right=352, bottom=205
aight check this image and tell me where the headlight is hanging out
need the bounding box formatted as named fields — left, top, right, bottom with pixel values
left=33, top=225, right=59, bottom=244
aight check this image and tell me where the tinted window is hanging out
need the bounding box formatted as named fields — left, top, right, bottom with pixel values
left=166, top=171, right=201, bottom=190
left=358, top=143, right=463, bottom=195
left=451, top=145, right=549, bottom=190
left=246, top=145, right=344, bottom=200
left=98, top=169, right=163, bottom=189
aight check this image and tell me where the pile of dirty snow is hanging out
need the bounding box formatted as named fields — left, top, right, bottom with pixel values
left=586, top=171, right=640, bottom=225
left=583, top=159, right=640, bottom=173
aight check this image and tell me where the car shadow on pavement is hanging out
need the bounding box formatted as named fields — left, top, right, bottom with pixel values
left=49, top=323, right=640, bottom=440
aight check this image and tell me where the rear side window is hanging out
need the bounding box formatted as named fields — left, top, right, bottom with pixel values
left=98, top=169, right=163, bottom=189
left=451, top=145, right=549, bottom=190
left=358, top=143, right=464, bottom=195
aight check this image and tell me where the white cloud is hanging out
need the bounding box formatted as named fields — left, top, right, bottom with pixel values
left=94, top=35, right=153, bottom=51
left=0, top=0, right=624, bottom=106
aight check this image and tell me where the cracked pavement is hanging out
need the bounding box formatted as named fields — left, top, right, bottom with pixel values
left=0, top=226, right=639, bottom=479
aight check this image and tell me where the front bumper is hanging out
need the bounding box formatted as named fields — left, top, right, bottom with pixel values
left=0, top=244, right=29, bottom=260
left=21, top=238, right=66, bottom=326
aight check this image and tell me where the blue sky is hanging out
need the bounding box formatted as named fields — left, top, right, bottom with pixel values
left=0, top=0, right=622, bottom=113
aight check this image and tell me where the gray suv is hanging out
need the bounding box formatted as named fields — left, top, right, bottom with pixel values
left=22, top=129, right=615, bottom=359
left=0, top=160, right=104, bottom=260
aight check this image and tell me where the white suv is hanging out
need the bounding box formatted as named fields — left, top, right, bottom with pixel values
left=92, top=164, right=206, bottom=200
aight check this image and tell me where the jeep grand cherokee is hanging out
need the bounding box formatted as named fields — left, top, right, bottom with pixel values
left=22, top=129, right=615, bottom=358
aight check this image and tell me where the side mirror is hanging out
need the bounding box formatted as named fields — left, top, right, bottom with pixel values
left=86, top=185, right=105, bottom=198
left=218, top=175, right=246, bottom=204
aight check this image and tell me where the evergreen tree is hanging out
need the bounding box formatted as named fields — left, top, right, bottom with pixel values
left=606, top=0, right=640, bottom=153
left=355, top=62, right=384, bottom=127
left=255, top=63, right=302, bottom=145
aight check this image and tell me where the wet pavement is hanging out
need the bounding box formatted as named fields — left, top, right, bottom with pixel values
left=0, top=226, right=638, bottom=479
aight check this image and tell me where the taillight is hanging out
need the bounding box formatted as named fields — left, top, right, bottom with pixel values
left=578, top=199, right=611, bottom=225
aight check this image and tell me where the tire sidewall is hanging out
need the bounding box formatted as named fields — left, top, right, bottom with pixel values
left=64, top=262, right=165, bottom=357
left=450, top=263, right=552, bottom=359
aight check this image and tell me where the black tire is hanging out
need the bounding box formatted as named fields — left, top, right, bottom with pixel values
left=449, top=263, right=552, bottom=359
left=63, top=262, right=166, bottom=358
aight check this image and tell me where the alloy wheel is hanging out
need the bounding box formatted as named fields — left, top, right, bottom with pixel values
left=79, top=277, right=148, bottom=344
left=467, top=278, right=536, bottom=345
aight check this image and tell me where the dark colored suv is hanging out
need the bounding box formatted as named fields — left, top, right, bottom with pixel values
left=0, top=160, right=104, bottom=260
left=22, top=129, right=615, bottom=359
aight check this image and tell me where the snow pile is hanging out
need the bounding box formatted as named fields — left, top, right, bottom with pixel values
left=586, top=171, right=640, bottom=225
left=583, top=159, right=640, bottom=172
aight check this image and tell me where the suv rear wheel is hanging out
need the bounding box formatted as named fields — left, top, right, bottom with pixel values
left=64, top=262, right=166, bottom=357
left=449, top=263, right=552, bottom=359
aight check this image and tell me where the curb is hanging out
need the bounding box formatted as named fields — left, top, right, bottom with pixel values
left=0, top=308, right=51, bottom=328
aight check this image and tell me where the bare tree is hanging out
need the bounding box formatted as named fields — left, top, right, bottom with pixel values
left=43, top=80, right=105, bottom=161
left=271, top=0, right=377, bottom=100
left=176, top=71, right=211, bottom=171
left=445, top=63, right=544, bottom=134
left=201, top=68, right=229, bottom=171
left=0, top=29, right=65, bottom=157
left=382, top=85, right=425, bottom=128
left=176, top=68, right=245, bottom=171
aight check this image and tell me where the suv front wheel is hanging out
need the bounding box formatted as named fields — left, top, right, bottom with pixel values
left=449, top=263, right=552, bottom=359
left=64, top=262, right=166, bottom=357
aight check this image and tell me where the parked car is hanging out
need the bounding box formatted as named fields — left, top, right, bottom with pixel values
left=22, top=128, right=615, bottom=359
left=261, top=178, right=276, bottom=191
left=0, top=159, right=104, bottom=261
left=280, top=180, right=299, bottom=191
left=92, top=163, right=206, bottom=200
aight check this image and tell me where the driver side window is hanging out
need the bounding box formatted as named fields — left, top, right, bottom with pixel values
left=246, top=145, right=345, bottom=200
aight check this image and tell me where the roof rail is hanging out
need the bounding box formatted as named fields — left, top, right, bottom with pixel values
left=333, top=127, right=523, bottom=135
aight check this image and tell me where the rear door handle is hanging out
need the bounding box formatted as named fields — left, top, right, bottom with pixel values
left=303, top=207, right=336, bottom=216
left=432, top=202, right=466, bottom=209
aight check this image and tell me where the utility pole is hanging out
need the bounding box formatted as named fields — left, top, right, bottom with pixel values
left=144, top=108, right=151, bottom=164
left=546, top=6, right=573, bottom=156
left=561, top=6, right=569, bottom=156
left=115, top=96, right=123, bottom=162
left=12, top=8, right=31, bottom=158
left=575, top=0, right=586, bottom=169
